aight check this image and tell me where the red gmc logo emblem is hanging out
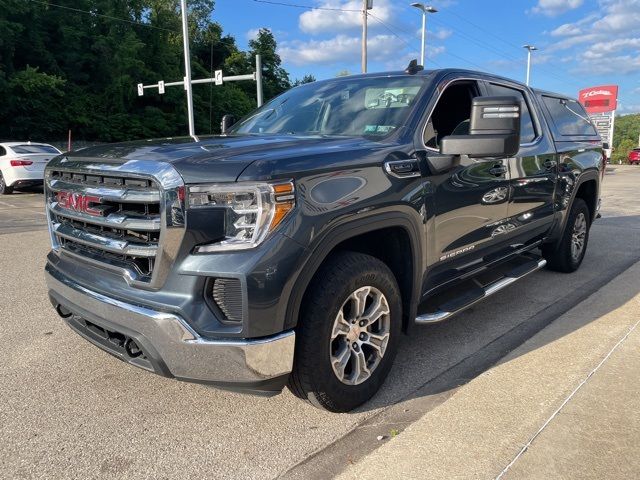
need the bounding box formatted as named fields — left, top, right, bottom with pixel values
left=56, top=191, right=103, bottom=216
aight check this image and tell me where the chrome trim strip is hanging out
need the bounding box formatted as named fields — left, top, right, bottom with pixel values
left=48, top=178, right=160, bottom=203
left=59, top=247, right=150, bottom=283
left=415, top=258, right=546, bottom=324
left=52, top=222, right=158, bottom=257
left=49, top=203, right=161, bottom=231
left=45, top=157, right=186, bottom=289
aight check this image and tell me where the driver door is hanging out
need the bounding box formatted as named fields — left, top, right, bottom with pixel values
left=420, top=79, right=511, bottom=283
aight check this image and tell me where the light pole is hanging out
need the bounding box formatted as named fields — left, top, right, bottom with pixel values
left=180, top=0, right=195, bottom=137
left=411, top=3, right=437, bottom=67
left=523, top=44, right=537, bottom=86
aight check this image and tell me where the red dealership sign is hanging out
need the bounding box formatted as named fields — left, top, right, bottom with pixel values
left=578, top=85, right=618, bottom=114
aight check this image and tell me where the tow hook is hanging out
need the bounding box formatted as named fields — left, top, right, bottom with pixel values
left=56, top=304, right=73, bottom=319
left=124, top=338, right=143, bottom=358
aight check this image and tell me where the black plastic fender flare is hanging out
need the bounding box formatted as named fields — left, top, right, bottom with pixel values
left=283, top=210, right=425, bottom=333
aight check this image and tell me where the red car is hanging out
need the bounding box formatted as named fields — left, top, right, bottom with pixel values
left=629, top=148, right=640, bottom=165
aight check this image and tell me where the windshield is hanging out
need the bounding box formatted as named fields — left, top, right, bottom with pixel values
left=229, top=75, right=430, bottom=138
left=11, top=144, right=60, bottom=154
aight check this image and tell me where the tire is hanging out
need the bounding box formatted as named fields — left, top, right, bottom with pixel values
left=542, top=198, right=590, bottom=273
left=287, top=251, right=402, bottom=412
left=0, top=172, right=13, bottom=195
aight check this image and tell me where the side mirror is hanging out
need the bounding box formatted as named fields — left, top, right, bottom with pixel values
left=220, top=114, right=236, bottom=134
left=440, top=96, right=521, bottom=158
left=602, top=142, right=610, bottom=150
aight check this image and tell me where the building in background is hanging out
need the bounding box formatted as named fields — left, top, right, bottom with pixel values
left=578, top=85, right=618, bottom=158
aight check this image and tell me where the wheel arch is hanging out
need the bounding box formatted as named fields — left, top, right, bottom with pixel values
left=549, top=170, right=599, bottom=243
left=283, top=212, right=424, bottom=333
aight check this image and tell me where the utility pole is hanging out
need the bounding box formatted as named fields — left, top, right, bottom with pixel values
left=180, top=0, right=195, bottom=137
left=361, top=0, right=369, bottom=73
left=523, top=44, right=537, bottom=86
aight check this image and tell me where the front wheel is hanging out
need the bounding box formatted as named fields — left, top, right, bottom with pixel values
left=287, top=251, right=402, bottom=412
left=542, top=198, right=590, bottom=272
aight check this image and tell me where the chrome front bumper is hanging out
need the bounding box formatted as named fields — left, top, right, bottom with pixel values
left=45, top=263, right=295, bottom=394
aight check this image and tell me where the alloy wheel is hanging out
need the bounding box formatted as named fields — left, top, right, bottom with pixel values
left=571, top=212, right=587, bottom=261
left=329, top=286, right=391, bottom=385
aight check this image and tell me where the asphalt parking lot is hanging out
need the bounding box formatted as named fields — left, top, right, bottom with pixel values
left=1, top=166, right=639, bottom=480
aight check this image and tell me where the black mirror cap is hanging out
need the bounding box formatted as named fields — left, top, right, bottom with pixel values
left=439, top=95, right=521, bottom=157
left=440, top=133, right=520, bottom=158
left=220, top=114, right=236, bottom=134
left=470, top=96, right=521, bottom=136
left=602, top=142, right=610, bottom=150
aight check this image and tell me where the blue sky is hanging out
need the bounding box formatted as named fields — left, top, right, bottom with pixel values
left=214, top=0, right=640, bottom=114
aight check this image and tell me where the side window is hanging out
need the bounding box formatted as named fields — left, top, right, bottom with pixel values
left=542, top=96, right=597, bottom=136
left=424, top=80, right=478, bottom=149
left=0, top=146, right=6, bottom=156
left=487, top=83, right=536, bottom=143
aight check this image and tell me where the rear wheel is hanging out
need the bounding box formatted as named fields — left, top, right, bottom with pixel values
left=0, top=172, right=13, bottom=195
left=542, top=198, right=590, bottom=272
left=287, top=251, right=401, bottom=412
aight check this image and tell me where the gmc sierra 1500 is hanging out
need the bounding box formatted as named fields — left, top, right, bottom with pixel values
left=45, top=67, right=603, bottom=412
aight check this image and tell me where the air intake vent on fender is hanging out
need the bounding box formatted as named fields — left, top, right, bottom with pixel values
left=210, top=278, right=243, bottom=324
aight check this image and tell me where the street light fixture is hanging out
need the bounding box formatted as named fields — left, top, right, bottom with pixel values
left=523, top=44, right=538, bottom=86
left=411, top=3, right=438, bottom=67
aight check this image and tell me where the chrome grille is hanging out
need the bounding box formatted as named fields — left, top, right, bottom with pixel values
left=45, top=158, right=185, bottom=289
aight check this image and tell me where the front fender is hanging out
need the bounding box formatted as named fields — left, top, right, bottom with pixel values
left=282, top=208, right=425, bottom=332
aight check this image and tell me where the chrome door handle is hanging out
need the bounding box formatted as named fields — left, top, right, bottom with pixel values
left=488, top=165, right=507, bottom=176
left=384, top=159, right=421, bottom=178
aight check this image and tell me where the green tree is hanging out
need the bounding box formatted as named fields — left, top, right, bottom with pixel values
left=248, top=28, right=290, bottom=99
left=0, top=1, right=295, bottom=142
left=292, top=74, right=316, bottom=87
left=612, top=114, right=640, bottom=163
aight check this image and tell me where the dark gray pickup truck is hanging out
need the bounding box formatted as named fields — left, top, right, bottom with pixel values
left=45, top=67, right=603, bottom=412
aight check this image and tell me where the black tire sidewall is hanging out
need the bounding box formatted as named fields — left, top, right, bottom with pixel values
left=295, top=252, right=402, bottom=411
left=545, top=198, right=590, bottom=272
left=565, top=199, right=590, bottom=270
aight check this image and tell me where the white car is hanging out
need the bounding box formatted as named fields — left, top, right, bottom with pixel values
left=0, top=142, right=62, bottom=194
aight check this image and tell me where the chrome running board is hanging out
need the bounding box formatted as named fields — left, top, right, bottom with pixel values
left=415, top=258, right=547, bottom=325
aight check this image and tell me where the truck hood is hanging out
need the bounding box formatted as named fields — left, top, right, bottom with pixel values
left=64, top=135, right=380, bottom=183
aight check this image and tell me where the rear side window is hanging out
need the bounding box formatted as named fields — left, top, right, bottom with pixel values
left=11, top=144, right=60, bottom=154
left=486, top=83, right=537, bottom=143
left=0, top=146, right=6, bottom=156
left=542, top=96, right=597, bottom=137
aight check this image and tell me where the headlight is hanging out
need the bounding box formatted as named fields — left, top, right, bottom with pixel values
left=188, top=181, right=295, bottom=252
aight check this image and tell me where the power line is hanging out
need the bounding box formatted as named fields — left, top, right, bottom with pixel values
left=368, top=12, right=444, bottom=68
left=404, top=7, right=583, bottom=90
left=252, top=0, right=359, bottom=12
left=30, top=0, right=179, bottom=33
left=445, top=9, right=524, bottom=53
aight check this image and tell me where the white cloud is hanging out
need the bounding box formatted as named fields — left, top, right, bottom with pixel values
left=582, top=38, right=640, bottom=59
left=617, top=103, right=640, bottom=113
left=433, top=28, right=453, bottom=40
left=383, top=46, right=445, bottom=71
left=246, top=28, right=261, bottom=41
left=547, top=1, right=640, bottom=52
left=570, top=51, right=640, bottom=75
left=530, top=0, right=584, bottom=16
left=414, top=27, right=452, bottom=40
left=299, top=0, right=394, bottom=34
left=550, top=23, right=582, bottom=36
left=279, top=34, right=405, bottom=66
